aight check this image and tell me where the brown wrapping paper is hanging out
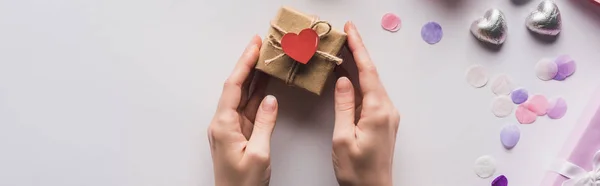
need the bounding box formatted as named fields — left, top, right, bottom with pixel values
left=255, top=6, right=347, bottom=95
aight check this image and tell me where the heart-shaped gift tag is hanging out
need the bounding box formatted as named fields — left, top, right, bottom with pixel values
left=470, top=9, right=508, bottom=45
left=281, top=29, right=319, bottom=64
left=526, top=0, right=562, bottom=36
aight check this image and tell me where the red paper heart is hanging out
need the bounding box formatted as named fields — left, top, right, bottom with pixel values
left=281, top=29, right=319, bottom=64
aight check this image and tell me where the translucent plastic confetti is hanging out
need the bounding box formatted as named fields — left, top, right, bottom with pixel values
left=535, top=58, right=558, bottom=81
left=511, top=88, right=529, bottom=104
left=525, top=95, right=549, bottom=116
left=381, top=13, right=401, bottom=32
left=474, top=155, right=497, bottom=178
left=490, top=74, right=514, bottom=95
left=421, top=22, right=443, bottom=44
left=516, top=104, right=537, bottom=124
left=547, top=97, right=567, bottom=119
left=466, top=65, right=488, bottom=88
left=500, top=123, right=520, bottom=149
left=491, top=96, right=514, bottom=118
left=553, top=55, right=576, bottom=81
left=492, top=175, right=508, bottom=186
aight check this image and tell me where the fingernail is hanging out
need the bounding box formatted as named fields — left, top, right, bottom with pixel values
left=262, top=95, right=277, bottom=112
left=246, top=36, right=258, bottom=49
left=349, top=21, right=356, bottom=30
left=336, top=77, right=351, bottom=93
left=247, top=42, right=257, bottom=51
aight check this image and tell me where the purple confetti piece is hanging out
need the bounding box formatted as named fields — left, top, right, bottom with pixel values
left=421, top=22, right=443, bottom=44
left=511, top=88, right=529, bottom=104
left=547, top=98, right=567, bottom=119
left=500, top=123, right=520, bottom=149
left=553, top=55, right=576, bottom=81
left=492, top=175, right=508, bottom=186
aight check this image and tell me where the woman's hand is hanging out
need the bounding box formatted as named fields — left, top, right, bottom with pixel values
left=208, top=35, right=277, bottom=186
left=332, top=22, right=401, bottom=186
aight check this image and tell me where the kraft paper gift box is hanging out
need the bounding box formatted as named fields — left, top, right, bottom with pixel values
left=255, top=6, right=347, bottom=95
left=541, top=87, right=600, bottom=186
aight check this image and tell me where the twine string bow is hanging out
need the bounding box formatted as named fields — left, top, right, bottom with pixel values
left=554, top=150, right=600, bottom=186
left=263, top=19, right=343, bottom=85
left=265, top=19, right=343, bottom=65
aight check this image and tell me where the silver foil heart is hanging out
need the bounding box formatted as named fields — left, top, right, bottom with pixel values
left=470, top=9, right=508, bottom=45
left=526, top=0, right=562, bottom=36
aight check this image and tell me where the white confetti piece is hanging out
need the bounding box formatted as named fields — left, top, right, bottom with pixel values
left=535, top=58, right=558, bottom=81
left=466, top=65, right=489, bottom=88
left=491, top=96, right=514, bottom=118
left=474, top=155, right=497, bottom=179
left=490, top=74, right=514, bottom=95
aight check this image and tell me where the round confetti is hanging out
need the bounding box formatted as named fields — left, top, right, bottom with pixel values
left=490, top=74, right=514, bottom=95
left=492, top=175, right=508, bottom=186
left=466, top=65, right=489, bottom=88
left=511, top=88, right=529, bottom=104
left=535, top=58, right=558, bottom=81
left=381, top=13, right=401, bottom=32
left=516, top=104, right=537, bottom=124
left=500, top=123, right=521, bottom=149
left=526, top=95, right=549, bottom=116
left=474, top=155, right=497, bottom=178
left=553, top=55, right=576, bottom=81
left=421, top=22, right=443, bottom=44
left=547, top=97, right=567, bottom=119
left=491, top=96, right=514, bottom=118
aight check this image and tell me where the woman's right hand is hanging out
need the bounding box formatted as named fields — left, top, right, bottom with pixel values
left=331, top=21, right=401, bottom=186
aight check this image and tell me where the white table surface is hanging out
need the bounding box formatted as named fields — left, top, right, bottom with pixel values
left=1, top=0, right=600, bottom=185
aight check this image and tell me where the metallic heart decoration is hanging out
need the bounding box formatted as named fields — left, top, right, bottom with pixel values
left=470, top=9, right=508, bottom=45
left=526, top=0, right=562, bottom=36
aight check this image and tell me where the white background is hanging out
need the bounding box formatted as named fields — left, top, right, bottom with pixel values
left=1, top=0, right=600, bottom=185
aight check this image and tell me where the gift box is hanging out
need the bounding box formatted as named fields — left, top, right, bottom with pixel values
left=541, top=87, right=600, bottom=186
left=255, top=6, right=347, bottom=95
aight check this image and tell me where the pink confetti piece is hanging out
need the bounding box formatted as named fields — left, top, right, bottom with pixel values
left=525, top=95, right=549, bottom=116
left=547, top=97, right=567, bottom=119
left=381, top=13, right=401, bottom=32
left=516, top=104, right=537, bottom=124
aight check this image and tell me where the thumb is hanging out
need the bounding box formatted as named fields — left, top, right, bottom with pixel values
left=247, top=95, right=278, bottom=154
left=333, top=77, right=356, bottom=143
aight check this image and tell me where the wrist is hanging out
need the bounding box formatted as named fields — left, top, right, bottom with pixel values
left=338, top=174, right=392, bottom=186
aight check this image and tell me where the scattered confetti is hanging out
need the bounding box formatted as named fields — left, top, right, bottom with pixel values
left=381, top=13, right=401, bottom=32
left=474, top=155, right=497, bottom=178
left=535, top=58, right=558, bottom=81
left=511, top=88, right=529, bottom=104
left=547, top=97, right=567, bottom=119
left=500, top=123, right=521, bottom=149
left=553, top=55, right=576, bottom=81
left=516, top=104, right=537, bottom=124
left=421, top=22, right=443, bottom=44
left=466, top=65, right=489, bottom=88
left=492, top=175, right=508, bottom=186
left=525, top=95, right=549, bottom=116
left=491, top=96, right=514, bottom=118
left=491, top=74, right=515, bottom=95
